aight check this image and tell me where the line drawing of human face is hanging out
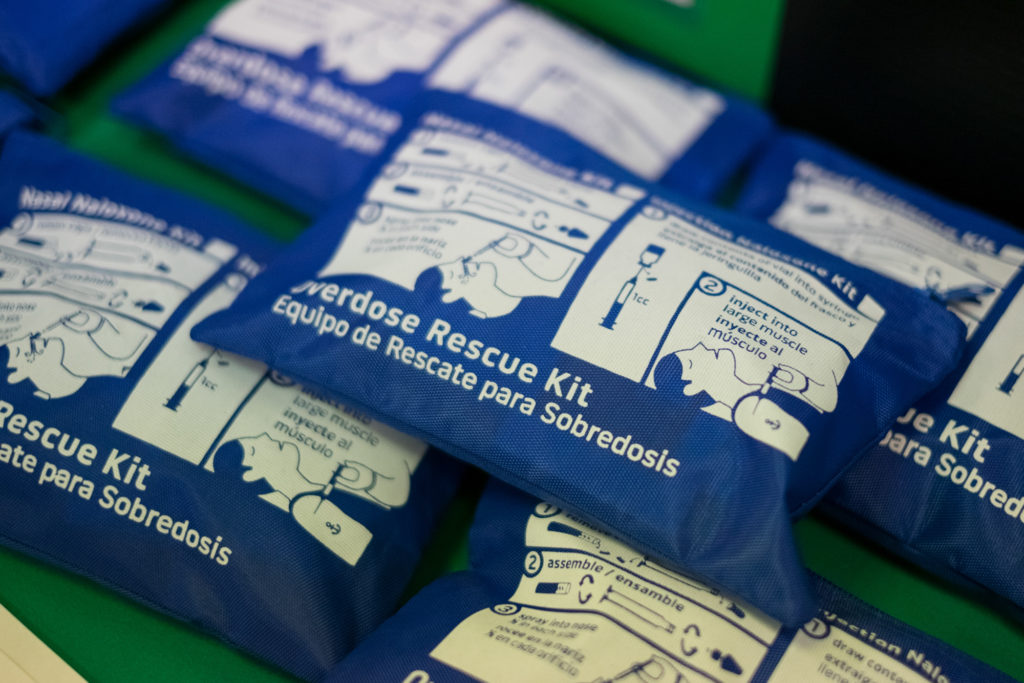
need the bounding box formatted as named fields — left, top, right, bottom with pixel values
left=4, top=333, right=85, bottom=399
left=236, top=433, right=305, bottom=490
left=435, top=234, right=576, bottom=318
left=437, top=255, right=518, bottom=318
left=672, top=343, right=754, bottom=406
left=672, top=343, right=721, bottom=397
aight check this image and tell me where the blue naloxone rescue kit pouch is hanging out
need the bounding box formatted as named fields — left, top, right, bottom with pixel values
left=325, top=481, right=1017, bottom=683
left=191, top=93, right=966, bottom=626
left=0, top=131, right=463, bottom=681
left=113, top=0, right=771, bottom=215
left=737, top=133, right=1024, bottom=619
left=0, top=1, right=169, bottom=96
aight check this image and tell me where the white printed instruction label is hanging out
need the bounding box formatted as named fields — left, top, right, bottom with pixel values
left=431, top=503, right=780, bottom=682
left=0, top=194, right=235, bottom=401
left=429, top=5, right=724, bottom=179
left=769, top=619, right=941, bottom=683
left=769, top=161, right=1024, bottom=337
left=209, top=0, right=501, bottom=84
left=113, top=270, right=427, bottom=565
left=318, top=122, right=642, bottom=319
left=552, top=203, right=883, bottom=460
left=948, top=284, right=1024, bottom=439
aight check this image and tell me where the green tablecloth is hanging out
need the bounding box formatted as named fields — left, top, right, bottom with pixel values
left=0, top=1, right=1021, bottom=680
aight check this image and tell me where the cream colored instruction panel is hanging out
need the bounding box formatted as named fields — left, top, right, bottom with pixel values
left=209, top=0, right=502, bottom=84
left=430, top=502, right=781, bottom=682
left=769, top=160, right=1024, bottom=337
left=0, top=195, right=236, bottom=402
left=552, top=200, right=883, bottom=460
left=0, top=603, right=85, bottom=683
left=113, top=265, right=428, bottom=566
left=948, top=283, right=1024, bottom=439
left=429, top=4, right=724, bottom=179
left=319, top=120, right=645, bottom=320
left=770, top=617, right=939, bottom=683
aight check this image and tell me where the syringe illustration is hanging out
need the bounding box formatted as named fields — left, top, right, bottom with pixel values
left=600, top=244, right=664, bottom=330
left=999, top=353, right=1024, bottom=395
left=164, top=350, right=227, bottom=411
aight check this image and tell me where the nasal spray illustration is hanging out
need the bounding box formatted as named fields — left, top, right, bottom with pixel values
left=600, top=244, right=664, bottom=329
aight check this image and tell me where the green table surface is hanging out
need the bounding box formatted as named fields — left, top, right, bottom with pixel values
left=0, top=1, right=1022, bottom=681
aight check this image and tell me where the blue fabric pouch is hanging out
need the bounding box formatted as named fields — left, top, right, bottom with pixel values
left=0, top=92, right=38, bottom=140
left=0, top=131, right=462, bottom=680
left=191, top=93, right=965, bottom=625
left=325, top=481, right=1017, bottom=683
left=737, top=133, right=1024, bottom=618
left=113, top=0, right=771, bottom=214
left=0, top=1, right=169, bottom=96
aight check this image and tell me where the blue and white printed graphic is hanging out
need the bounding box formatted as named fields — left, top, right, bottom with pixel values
left=946, top=286, right=1024, bottom=439
left=114, top=0, right=770, bottom=213
left=737, top=133, right=1024, bottom=620
left=193, top=95, right=964, bottom=626
left=323, top=482, right=1017, bottom=683
left=0, top=204, right=235, bottom=399
left=317, top=126, right=642, bottom=318
left=754, top=153, right=1024, bottom=338
left=551, top=204, right=883, bottom=460
left=0, top=131, right=461, bottom=680
left=207, top=0, right=500, bottom=85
